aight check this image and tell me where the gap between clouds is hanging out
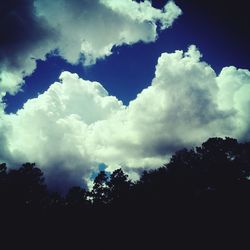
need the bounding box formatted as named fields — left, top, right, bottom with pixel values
left=0, top=0, right=181, bottom=99
left=0, top=45, right=250, bottom=191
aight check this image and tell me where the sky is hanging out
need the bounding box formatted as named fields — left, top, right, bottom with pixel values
left=0, top=0, right=250, bottom=192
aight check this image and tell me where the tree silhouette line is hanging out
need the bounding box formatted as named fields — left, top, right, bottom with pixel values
left=1, top=137, right=250, bottom=210
left=0, top=137, right=250, bottom=209
left=1, top=137, right=250, bottom=247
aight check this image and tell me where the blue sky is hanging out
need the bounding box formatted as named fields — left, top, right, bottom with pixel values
left=4, top=0, right=249, bottom=113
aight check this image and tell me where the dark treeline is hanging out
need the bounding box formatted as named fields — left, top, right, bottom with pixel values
left=1, top=137, right=250, bottom=248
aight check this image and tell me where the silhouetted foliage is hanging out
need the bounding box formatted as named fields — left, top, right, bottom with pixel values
left=47, top=191, right=65, bottom=209
left=1, top=163, right=47, bottom=210
left=91, top=170, right=110, bottom=206
left=0, top=162, right=7, bottom=176
left=66, top=186, right=89, bottom=208
left=1, top=137, right=250, bottom=211
left=108, top=168, right=132, bottom=204
left=1, top=137, right=250, bottom=247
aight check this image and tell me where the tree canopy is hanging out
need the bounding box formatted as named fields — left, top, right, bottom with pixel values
left=1, top=137, right=250, bottom=247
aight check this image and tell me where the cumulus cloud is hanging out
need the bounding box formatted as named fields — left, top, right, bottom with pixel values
left=0, top=0, right=56, bottom=96
left=217, top=66, right=250, bottom=137
left=0, top=0, right=182, bottom=99
left=1, top=72, right=124, bottom=191
left=1, top=45, right=250, bottom=191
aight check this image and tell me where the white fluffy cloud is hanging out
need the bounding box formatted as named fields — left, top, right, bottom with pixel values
left=0, top=0, right=181, bottom=99
left=41, top=0, right=181, bottom=65
left=217, top=66, right=250, bottom=138
left=1, top=45, right=250, bottom=190
left=1, top=72, right=125, bottom=191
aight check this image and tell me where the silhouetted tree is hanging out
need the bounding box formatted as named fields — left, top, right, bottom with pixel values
left=1, top=137, right=250, bottom=248
left=0, top=136, right=250, bottom=242
left=135, top=167, right=169, bottom=206
left=107, top=168, right=132, bottom=206
left=66, top=186, right=89, bottom=208
left=0, top=163, right=8, bottom=202
left=0, top=163, right=7, bottom=176
left=91, top=171, right=109, bottom=206
left=47, top=191, right=64, bottom=209
left=6, top=163, right=47, bottom=209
